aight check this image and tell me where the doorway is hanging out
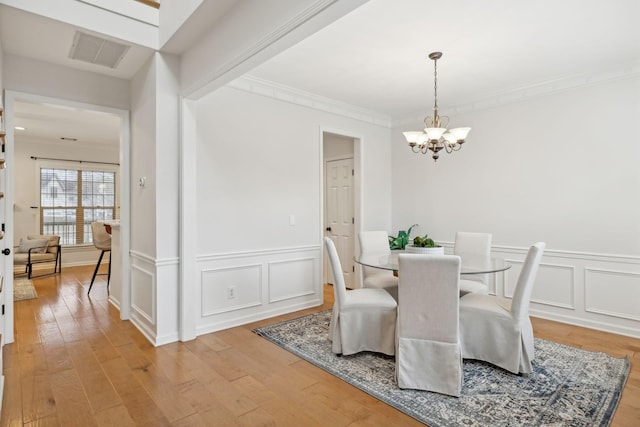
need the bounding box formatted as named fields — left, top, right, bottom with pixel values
left=322, top=131, right=360, bottom=289
left=2, top=90, right=131, bottom=344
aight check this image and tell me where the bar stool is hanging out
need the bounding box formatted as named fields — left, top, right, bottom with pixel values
left=87, top=222, right=111, bottom=295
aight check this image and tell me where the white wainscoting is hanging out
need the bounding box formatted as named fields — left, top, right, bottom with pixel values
left=195, top=245, right=322, bottom=336
left=128, top=251, right=180, bottom=346
left=442, top=242, right=640, bottom=339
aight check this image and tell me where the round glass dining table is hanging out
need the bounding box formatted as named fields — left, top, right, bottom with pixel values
left=354, top=253, right=511, bottom=275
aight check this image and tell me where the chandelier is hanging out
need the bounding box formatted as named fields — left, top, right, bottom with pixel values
left=403, top=52, right=470, bottom=161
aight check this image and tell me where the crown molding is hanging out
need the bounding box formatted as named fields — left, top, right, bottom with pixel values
left=228, top=75, right=392, bottom=128
left=393, top=61, right=640, bottom=128
left=186, top=0, right=352, bottom=98
left=229, top=60, right=640, bottom=130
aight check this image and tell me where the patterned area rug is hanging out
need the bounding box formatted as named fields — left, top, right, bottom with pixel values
left=14, top=278, right=38, bottom=301
left=254, top=310, right=629, bottom=427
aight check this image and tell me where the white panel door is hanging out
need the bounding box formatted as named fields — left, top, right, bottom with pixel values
left=325, top=158, right=354, bottom=288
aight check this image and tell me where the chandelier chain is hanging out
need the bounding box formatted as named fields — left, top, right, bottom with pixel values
left=433, top=57, right=438, bottom=110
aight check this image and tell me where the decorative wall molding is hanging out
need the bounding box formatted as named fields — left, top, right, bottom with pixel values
left=229, top=75, right=392, bottom=127
left=130, top=264, right=155, bottom=324
left=268, top=257, right=316, bottom=303
left=201, top=264, right=263, bottom=316
left=485, top=243, right=640, bottom=339
left=195, top=245, right=322, bottom=336
left=393, top=62, right=640, bottom=127
left=227, top=61, right=640, bottom=131
left=130, top=250, right=179, bottom=267
left=196, top=244, right=322, bottom=263
left=584, top=267, right=640, bottom=322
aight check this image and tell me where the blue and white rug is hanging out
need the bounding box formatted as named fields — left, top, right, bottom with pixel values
left=254, top=310, right=629, bottom=427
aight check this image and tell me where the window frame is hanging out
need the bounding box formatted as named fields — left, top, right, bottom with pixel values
left=36, top=159, right=120, bottom=247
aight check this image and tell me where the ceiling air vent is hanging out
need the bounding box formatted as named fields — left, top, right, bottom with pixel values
left=69, top=31, right=130, bottom=69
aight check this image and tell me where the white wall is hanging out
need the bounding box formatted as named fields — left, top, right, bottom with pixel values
left=191, top=84, right=391, bottom=334
left=129, top=52, right=181, bottom=345
left=323, top=132, right=354, bottom=159
left=392, top=77, right=640, bottom=255
left=130, top=56, right=157, bottom=258
left=3, top=54, right=129, bottom=110
left=13, top=138, right=118, bottom=266
left=391, top=76, right=640, bottom=337
left=0, top=38, right=4, bottom=95
left=158, top=0, right=203, bottom=48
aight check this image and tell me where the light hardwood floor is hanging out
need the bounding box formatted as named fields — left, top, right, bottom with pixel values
left=2, top=266, right=639, bottom=426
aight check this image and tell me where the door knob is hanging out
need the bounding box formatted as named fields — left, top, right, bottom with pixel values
left=2, top=248, right=10, bottom=255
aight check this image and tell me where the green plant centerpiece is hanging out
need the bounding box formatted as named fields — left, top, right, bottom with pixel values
left=406, top=233, right=445, bottom=254
left=388, top=224, right=419, bottom=250
left=411, top=234, right=440, bottom=248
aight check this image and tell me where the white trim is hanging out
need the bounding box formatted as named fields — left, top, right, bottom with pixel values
left=130, top=264, right=156, bottom=324
left=224, top=64, right=640, bottom=130
left=179, top=97, right=198, bottom=341
left=183, top=0, right=343, bottom=98
left=196, top=245, right=321, bottom=263
left=2, top=90, right=131, bottom=343
left=230, top=75, right=391, bottom=127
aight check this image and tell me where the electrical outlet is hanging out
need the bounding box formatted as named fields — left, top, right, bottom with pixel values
left=227, top=286, right=236, bottom=299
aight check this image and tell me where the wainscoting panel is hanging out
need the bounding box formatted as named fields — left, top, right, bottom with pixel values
left=485, top=245, right=640, bottom=338
left=504, top=260, right=575, bottom=310
left=585, top=268, right=640, bottom=322
left=268, top=258, right=315, bottom=303
left=195, top=245, right=322, bottom=335
left=201, top=264, right=262, bottom=316
left=131, top=264, right=155, bottom=324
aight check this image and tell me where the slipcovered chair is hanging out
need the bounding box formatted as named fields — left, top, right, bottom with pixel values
left=396, top=253, right=463, bottom=396
left=359, top=230, right=399, bottom=300
left=459, top=242, right=545, bottom=374
left=454, top=231, right=492, bottom=296
left=324, top=237, right=397, bottom=356
left=87, top=222, right=111, bottom=295
left=14, top=235, right=62, bottom=279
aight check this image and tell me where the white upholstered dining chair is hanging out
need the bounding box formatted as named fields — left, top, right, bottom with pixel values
left=358, top=230, right=399, bottom=300
left=396, top=253, right=463, bottom=396
left=324, top=237, right=397, bottom=356
left=459, top=242, right=545, bottom=374
left=454, top=231, right=492, bottom=295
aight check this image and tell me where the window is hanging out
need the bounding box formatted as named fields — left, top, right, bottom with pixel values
left=40, top=167, right=116, bottom=245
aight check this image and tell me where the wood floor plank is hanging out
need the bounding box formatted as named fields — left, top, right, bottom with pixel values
left=48, top=368, right=98, bottom=427
left=2, top=266, right=639, bottom=426
left=65, top=340, right=122, bottom=413
left=100, top=357, right=172, bottom=427
left=94, top=405, right=137, bottom=427
left=119, top=345, right=197, bottom=422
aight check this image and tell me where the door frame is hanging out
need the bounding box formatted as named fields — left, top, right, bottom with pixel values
left=2, top=90, right=131, bottom=344
left=320, top=128, right=363, bottom=289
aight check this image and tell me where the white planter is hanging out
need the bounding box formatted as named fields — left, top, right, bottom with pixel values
left=405, top=245, right=445, bottom=255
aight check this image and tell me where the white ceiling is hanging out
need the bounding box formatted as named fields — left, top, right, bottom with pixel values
left=2, top=0, right=639, bottom=145
left=12, top=100, right=121, bottom=147
left=247, top=0, right=640, bottom=120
